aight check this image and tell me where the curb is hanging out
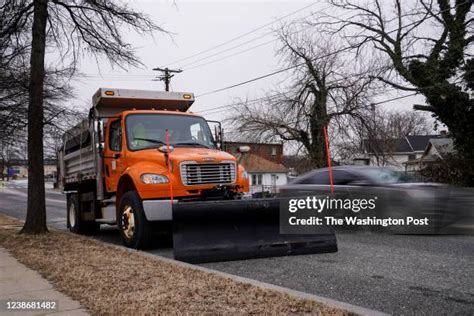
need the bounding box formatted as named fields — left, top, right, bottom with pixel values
left=2, top=214, right=386, bottom=316
left=106, top=242, right=388, bottom=316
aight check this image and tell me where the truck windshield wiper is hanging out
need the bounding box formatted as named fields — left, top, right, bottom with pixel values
left=133, top=137, right=165, bottom=145
left=174, top=142, right=210, bottom=148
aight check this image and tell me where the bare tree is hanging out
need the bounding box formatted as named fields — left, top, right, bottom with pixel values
left=317, top=0, right=473, bottom=183
left=229, top=24, right=383, bottom=167
left=2, top=0, right=164, bottom=233
left=0, top=133, right=24, bottom=181
left=359, top=110, right=433, bottom=166
left=331, top=109, right=433, bottom=165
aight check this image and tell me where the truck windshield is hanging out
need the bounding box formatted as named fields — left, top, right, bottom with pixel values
left=125, top=114, right=216, bottom=151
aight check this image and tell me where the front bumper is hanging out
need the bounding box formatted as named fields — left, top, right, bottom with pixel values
left=142, top=200, right=173, bottom=221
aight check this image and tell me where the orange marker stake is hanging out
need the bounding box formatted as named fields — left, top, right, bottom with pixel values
left=165, top=129, right=174, bottom=204
left=323, top=126, right=334, bottom=194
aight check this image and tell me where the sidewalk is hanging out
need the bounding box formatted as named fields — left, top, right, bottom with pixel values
left=0, top=248, right=88, bottom=316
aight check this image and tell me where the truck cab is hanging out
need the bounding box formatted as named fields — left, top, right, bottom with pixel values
left=60, top=88, right=249, bottom=248
left=103, top=109, right=248, bottom=200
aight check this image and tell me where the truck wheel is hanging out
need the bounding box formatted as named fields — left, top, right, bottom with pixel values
left=118, top=191, right=152, bottom=249
left=67, top=194, right=100, bottom=235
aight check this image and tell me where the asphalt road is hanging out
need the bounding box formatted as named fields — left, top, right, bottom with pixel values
left=1, top=181, right=473, bottom=315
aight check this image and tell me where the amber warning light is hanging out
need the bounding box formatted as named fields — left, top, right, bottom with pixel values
left=105, top=90, right=115, bottom=96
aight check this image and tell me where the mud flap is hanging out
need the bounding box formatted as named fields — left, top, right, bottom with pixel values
left=172, top=199, right=337, bottom=263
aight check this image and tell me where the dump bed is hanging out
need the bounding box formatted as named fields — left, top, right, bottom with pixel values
left=59, top=88, right=196, bottom=190
left=59, top=118, right=97, bottom=186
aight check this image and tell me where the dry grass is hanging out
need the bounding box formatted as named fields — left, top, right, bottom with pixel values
left=0, top=214, right=349, bottom=315
left=0, top=214, right=22, bottom=226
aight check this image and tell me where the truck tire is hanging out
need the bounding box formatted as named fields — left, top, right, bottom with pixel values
left=67, top=194, right=100, bottom=235
left=118, top=191, right=152, bottom=249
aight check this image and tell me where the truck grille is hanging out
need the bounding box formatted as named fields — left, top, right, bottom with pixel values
left=180, top=162, right=236, bottom=185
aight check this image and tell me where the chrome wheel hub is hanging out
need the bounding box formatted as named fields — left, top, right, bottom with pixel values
left=121, top=205, right=135, bottom=239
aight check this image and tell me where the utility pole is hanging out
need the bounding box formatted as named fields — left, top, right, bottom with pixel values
left=152, top=67, right=182, bottom=91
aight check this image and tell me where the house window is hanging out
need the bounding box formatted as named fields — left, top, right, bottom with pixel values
left=408, top=154, right=416, bottom=161
left=271, top=174, right=277, bottom=186
left=271, top=147, right=277, bottom=158
left=251, top=174, right=262, bottom=185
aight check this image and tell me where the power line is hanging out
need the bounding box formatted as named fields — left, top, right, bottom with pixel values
left=78, top=74, right=154, bottom=78
left=197, top=66, right=388, bottom=114
left=185, top=39, right=276, bottom=71
left=194, top=3, right=464, bottom=99
left=183, top=9, right=337, bottom=72
left=372, top=93, right=418, bottom=105
left=199, top=91, right=420, bottom=117
left=195, top=45, right=354, bottom=98
left=196, top=93, right=285, bottom=115
left=76, top=78, right=155, bottom=82
left=165, top=2, right=320, bottom=67
left=180, top=7, right=332, bottom=70
left=180, top=31, right=274, bottom=69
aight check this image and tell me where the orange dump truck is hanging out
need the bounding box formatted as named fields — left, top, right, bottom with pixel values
left=59, top=88, right=337, bottom=263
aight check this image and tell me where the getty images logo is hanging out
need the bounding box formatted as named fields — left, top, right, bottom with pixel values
left=288, top=196, right=378, bottom=213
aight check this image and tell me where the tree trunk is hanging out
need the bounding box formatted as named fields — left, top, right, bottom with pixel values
left=308, top=95, right=329, bottom=168
left=308, top=128, right=327, bottom=168
left=21, top=0, right=48, bottom=234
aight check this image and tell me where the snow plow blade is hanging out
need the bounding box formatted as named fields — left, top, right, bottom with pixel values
left=172, top=199, right=337, bottom=263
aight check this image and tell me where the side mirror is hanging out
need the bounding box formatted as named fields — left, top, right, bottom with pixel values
left=207, top=120, right=224, bottom=150
left=238, top=146, right=250, bottom=153
left=214, top=125, right=224, bottom=150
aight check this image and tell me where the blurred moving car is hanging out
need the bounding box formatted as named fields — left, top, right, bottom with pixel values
left=280, top=166, right=474, bottom=233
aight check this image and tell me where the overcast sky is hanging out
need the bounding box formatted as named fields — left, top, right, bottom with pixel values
left=68, top=0, right=428, bottom=124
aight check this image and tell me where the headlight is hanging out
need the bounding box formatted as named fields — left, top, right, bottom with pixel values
left=141, top=174, right=169, bottom=184
left=242, top=170, right=248, bottom=179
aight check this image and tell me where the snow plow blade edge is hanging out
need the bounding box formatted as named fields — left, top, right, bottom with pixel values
left=172, top=198, right=337, bottom=263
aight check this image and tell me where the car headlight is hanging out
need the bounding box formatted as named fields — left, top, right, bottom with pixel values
left=141, top=174, right=169, bottom=184
left=242, top=170, right=248, bottom=179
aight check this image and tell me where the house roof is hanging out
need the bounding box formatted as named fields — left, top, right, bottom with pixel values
left=404, top=137, right=454, bottom=165
left=424, top=138, right=454, bottom=159
left=364, top=134, right=441, bottom=154
left=394, top=138, right=413, bottom=152
left=237, top=153, right=287, bottom=173
left=406, top=135, right=440, bottom=151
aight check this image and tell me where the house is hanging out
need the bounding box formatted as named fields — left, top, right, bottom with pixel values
left=405, top=137, right=454, bottom=173
left=281, top=155, right=315, bottom=178
left=2, top=158, right=57, bottom=180
left=239, top=153, right=288, bottom=194
left=224, top=141, right=283, bottom=164
left=223, top=141, right=287, bottom=194
left=357, top=134, right=443, bottom=171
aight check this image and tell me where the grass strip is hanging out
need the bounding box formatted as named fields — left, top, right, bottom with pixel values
left=0, top=214, right=350, bottom=315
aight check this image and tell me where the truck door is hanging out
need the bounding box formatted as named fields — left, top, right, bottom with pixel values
left=104, top=119, right=123, bottom=192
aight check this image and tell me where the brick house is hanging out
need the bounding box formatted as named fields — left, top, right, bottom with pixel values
left=224, top=141, right=287, bottom=194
